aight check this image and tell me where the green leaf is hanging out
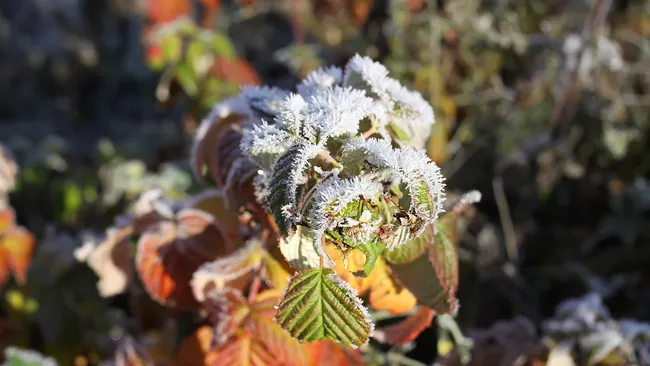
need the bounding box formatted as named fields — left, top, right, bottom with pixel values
left=279, top=225, right=322, bottom=271
left=275, top=268, right=373, bottom=348
left=387, top=121, right=412, bottom=143
left=268, top=144, right=316, bottom=235
left=353, top=241, right=385, bottom=277
left=389, top=252, right=456, bottom=315
left=210, top=31, right=236, bottom=58
left=384, top=224, right=432, bottom=264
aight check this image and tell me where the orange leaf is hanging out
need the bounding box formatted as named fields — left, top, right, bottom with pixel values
left=374, top=306, right=435, bottom=345
left=200, top=0, right=221, bottom=8
left=191, top=111, right=246, bottom=185
left=210, top=58, right=260, bottom=86
left=368, top=260, right=417, bottom=315
left=1, top=226, right=35, bottom=285
left=136, top=208, right=227, bottom=309
left=186, top=189, right=244, bottom=249
left=176, top=325, right=220, bottom=366
left=0, top=207, right=15, bottom=234
left=210, top=332, right=279, bottom=366
left=204, top=288, right=306, bottom=366
left=147, top=0, right=190, bottom=24
left=303, top=340, right=365, bottom=366
left=326, top=245, right=376, bottom=294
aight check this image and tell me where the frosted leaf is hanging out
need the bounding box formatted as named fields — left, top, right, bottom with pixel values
left=385, top=79, right=435, bottom=149
left=343, top=138, right=446, bottom=238
left=240, top=85, right=289, bottom=119
left=296, top=66, right=343, bottom=96
left=306, top=86, right=376, bottom=144
left=310, top=176, right=384, bottom=266
left=190, top=239, right=263, bottom=302
left=326, top=272, right=376, bottom=344
left=4, top=347, right=58, bottom=366
left=240, top=120, right=297, bottom=170
left=274, top=93, right=307, bottom=136
left=343, top=54, right=392, bottom=101
left=190, top=96, right=251, bottom=180
left=267, top=143, right=322, bottom=234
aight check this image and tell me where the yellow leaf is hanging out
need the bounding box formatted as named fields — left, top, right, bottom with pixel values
left=368, top=259, right=417, bottom=315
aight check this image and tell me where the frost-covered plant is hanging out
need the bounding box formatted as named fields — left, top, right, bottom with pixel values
left=189, top=54, right=482, bottom=349
left=544, top=292, right=650, bottom=365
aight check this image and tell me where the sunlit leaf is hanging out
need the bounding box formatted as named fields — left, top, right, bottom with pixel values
left=198, top=288, right=306, bottom=365
left=80, top=226, right=134, bottom=298
left=0, top=226, right=35, bottom=286
left=190, top=239, right=264, bottom=303
left=260, top=251, right=291, bottom=289
left=279, top=225, right=322, bottom=271
left=0, top=143, right=18, bottom=197
left=275, top=268, right=374, bottom=347
left=136, top=208, right=226, bottom=309
left=374, top=306, right=435, bottom=345
left=368, top=259, right=417, bottom=315
left=210, top=332, right=278, bottom=366
left=0, top=207, right=15, bottom=234
left=327, top=244, right=377, bottom=294
left=303, top=340, right=365, bottom=366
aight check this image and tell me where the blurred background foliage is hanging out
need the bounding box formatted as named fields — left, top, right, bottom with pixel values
left=0, top=0, right=650, bottom=365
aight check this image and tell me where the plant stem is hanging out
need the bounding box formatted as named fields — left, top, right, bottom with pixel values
left=318, top=150, right=341, bottom=168
left=247, top=270, right=263, bottom=304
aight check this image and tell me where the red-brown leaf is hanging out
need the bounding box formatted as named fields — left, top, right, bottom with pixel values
left=136, top=208, right=227, bottom=309
left=374, top=306, right=435, bottom=345
left=147, top=0, right=190, bottom=24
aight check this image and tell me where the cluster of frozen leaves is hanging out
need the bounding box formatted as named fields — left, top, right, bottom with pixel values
left=544, top=292, right=650, bottom=365
left=188, top=55, right=482, bottom=349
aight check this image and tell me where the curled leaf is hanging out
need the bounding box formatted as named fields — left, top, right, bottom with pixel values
left=310, top=176, right=384, bottom=268
left=190, top=239, right=264, bottom=303
left=81, top=226, right=134, bottom=298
